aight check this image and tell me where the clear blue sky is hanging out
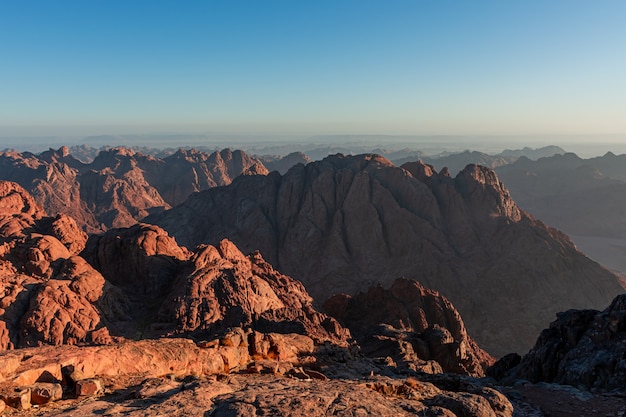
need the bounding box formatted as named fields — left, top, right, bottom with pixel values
left=1, top=0, right=625, bottom=137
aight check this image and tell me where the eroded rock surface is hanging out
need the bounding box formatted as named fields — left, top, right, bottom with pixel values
left=325, top=278, right=493, bottom=376
left=147, top=153, right=622, bottom=355
left=0, top=181, right=111, bottom=349
left=0, top=147, right=268, bottom=232
left=0, top=334, right=517, bottom=417
left=493, top=293, right=626, bottom=392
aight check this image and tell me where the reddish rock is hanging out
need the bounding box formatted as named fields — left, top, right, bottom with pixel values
left=29, top=382, right=63, bottom=404
left=35, top=214, right=88, bottom=254
left=76, top=378, right=104, bottom=396
left=145, top=148, right=269, bottom=206
left=0, top=147, right=268, bottom=233
left=148, top=153, right=622, bottom=355
left=82, top=223, right=190, bottom=296
left=18, top=256, right=108, bottom=347
left=4, top=387, right=31, bottom=410
left=155, top=239, right=349, bottom=345
left=325, top=278, right=493, bottom=377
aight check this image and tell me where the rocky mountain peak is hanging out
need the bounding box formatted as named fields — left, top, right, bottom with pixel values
left=455, top=164, right=522, bottom=222
left=148, top=153, right=622, bottom=355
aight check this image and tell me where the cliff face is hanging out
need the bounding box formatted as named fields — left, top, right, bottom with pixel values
left=0, top=147, right=268, bottom=233
left=148, top=153, right=622, bottom=356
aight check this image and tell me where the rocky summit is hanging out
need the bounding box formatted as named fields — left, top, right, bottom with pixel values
left=147, top=153, right=622, bottom=356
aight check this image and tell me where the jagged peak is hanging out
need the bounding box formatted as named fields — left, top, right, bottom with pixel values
left=400, top=160, right=437, bottom=180
left=317, top=153, right=396, bottom=172
left=456, top=164, right=501, bottom=186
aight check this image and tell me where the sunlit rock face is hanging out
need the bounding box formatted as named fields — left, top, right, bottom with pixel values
left=0, top=147, right=268, bottom=233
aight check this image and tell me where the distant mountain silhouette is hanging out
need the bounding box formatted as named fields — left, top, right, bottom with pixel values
left=496, top=152, right=626, bottom=277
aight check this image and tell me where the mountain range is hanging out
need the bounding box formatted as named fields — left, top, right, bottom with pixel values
left=0, top=144, right=625, bottom=415
left=146, top=153, right=621, bottom=356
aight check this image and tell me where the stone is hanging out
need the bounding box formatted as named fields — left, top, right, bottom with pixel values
left=5, top=387, right=31, bottom=410
left=30, top=382, right=63, bottom=405
left=76, top=378, right=104, bottom=396
left=135, top=377, right=181, bottom=399
left=495, top=294, right=626, bottom=392
left=324, top=278, right=493, bottom=377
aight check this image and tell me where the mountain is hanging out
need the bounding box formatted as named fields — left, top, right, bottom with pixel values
left=0, top=178, right=492, bottom=375
left=496, top=152, right=626, bottom=278
left=257, top=152, right=312, bottom=174
left=391, top=146, right=566, bottom=176
left=499, top=145, right=566, bottom=160
left=0, top=147, right=268, bottom=233
left=0, top=183, right=348, bottom=349
left=146, top=153, right=622, bottom=356
left=0, top=180, right=525, bottom=416
left=417, top=150, right=515, bottom=175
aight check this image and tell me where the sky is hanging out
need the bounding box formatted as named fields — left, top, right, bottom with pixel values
left=1, top=0, right=626, bottom=139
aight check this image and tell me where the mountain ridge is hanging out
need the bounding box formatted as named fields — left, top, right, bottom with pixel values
left=147, top=153, right=622, bottom=356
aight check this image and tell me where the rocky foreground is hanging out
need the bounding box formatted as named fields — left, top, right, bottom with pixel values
left=0, top=329, right=519, bottom=416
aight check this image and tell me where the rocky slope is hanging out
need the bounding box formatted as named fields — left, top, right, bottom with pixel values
left=0, top=179, right=491, bottom=374
left=0, top=181, right=531, bottom=416
left=496, top=152, right=626, bottom=279
left=324, top=278, right=493, bottom=377
left=496, top=152, right=626, bottom=237
left=0, top=147, right=267, bottom=233
left=0, top=181, right=96, bottom=350
left=0, top=179, right=348, bottom=350
left=491, top=293, right=626, bottom=392
left=147, top=153, right=622, bottom=356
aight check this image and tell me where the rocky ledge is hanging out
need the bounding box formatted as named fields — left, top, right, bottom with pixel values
left=0, top=329, right=516, bottom=416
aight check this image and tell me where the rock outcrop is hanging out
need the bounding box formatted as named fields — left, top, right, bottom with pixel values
left=0, top=181, right=348, bottom=350
left=0, top=331, right=517, bottom=416
left=0, top=147, right=268, bottom=232
left=0, top=181, right=110, bottom=349
left=147, top=153, right=622, bottom=355
left=492, top=293, right=626, bottom=392
left=324, top=278, right=493, bottom=377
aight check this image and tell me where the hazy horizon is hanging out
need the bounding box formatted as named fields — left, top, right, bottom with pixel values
left=2, top=130, right=626, bottom=159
